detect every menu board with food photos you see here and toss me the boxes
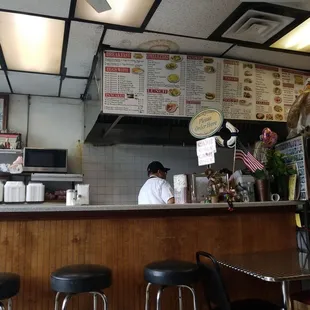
[186,55,222,117]
[102,50,310,122]
[222,60,255,120]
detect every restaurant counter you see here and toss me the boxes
[0,200,299,214]
[0,200,300,310]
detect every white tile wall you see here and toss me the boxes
[83,144,236,205]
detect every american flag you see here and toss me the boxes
[235,141,264,173]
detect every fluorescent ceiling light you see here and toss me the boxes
[271,18,310,53]
[75,0,155,27]
[0,12,65,74]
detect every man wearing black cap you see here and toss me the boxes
[138,161,175,205]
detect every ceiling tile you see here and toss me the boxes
[8,72,60,96]
[0,71,10,93]
[65,21,104,77]
[146,0,241,38]
[104,30,232,55]
[75,0,154,28]
[61,78,87,98]
[0,0,71,18]
[277,2,310,11]
[225,46,310,70]
[0,12,65,74]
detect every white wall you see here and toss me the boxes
[8,95,84,173]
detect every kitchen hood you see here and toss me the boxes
[85,113,197,146]
[84,112,289,146]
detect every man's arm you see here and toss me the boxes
[167,197,175,204]
[161,181,175,204]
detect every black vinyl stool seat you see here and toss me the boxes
[51,264,111,310]
[51,264,112,293]
[144,260,199,310]
[0,273,20,310]
[144,260,199,286]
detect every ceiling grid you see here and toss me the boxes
[0,0,309,98]
[8,71,60,96]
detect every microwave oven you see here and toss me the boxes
[23,148,68,173]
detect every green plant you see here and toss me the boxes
[265,149,296,177]
[252,169,267,180]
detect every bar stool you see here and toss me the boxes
[144,260,199,310]
[0,273,20,310]
[50,264,112,310]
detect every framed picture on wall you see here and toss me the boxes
[0,94,8,131]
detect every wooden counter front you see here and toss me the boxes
[0,205,297,310]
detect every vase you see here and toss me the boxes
[211,195,219,203]
[273,176,289,201]
[255,179,270,201]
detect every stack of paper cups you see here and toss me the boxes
[173,174,188,204]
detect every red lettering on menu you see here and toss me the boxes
[256,101,269,105]
[282,68,306,75]
[255,64,278,72]
[105,93,125,98]
[105,67,130,73]
[223,98,238,103]
[223,76,238,82]
[187,55,203,60]
[105,52,131,58]
[147,89,168,94]
[146,54,170,60]
[224,60,239,65]
[283,83,294,88]
[186,100,201,104]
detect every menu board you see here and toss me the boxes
[146,53,186,116]
[186,55,222,117]
[222,59,254,120]
[102,50,310,122]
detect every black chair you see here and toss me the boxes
[144,260,199,310]
[196,251,281,310]
[50,264,112,310]
[0,273,20,310]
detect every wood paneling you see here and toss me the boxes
[0,209,296,310]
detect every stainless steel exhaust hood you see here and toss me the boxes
[85,113,197,146]
[84,111,288,146]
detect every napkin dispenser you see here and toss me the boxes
[186,174,209,203]
[75,184,90,205]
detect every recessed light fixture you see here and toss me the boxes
[75,0,155,27]
[0,12,64,74]
[271,17,310,52]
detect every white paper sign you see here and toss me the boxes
[196,137,217,156]
[198,152,215,166]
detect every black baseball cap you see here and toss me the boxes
[147,161,170,173]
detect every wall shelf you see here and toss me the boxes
[0,149,23,155]
[31,173,83,182]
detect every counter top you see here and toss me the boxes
[0,201,300,213]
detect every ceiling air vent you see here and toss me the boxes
[222,10,294,44]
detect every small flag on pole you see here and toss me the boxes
[235,141,264,173]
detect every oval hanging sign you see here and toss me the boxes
[189,109,224,139]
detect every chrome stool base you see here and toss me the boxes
[54,291,108,310]
[0,299,13,310]
[145,283,197,310]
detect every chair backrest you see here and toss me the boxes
[196,251,231,310]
